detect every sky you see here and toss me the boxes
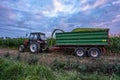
[0,0,120,38]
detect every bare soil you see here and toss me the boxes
[0,48,120,65]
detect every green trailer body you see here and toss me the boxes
[56,29,109,46]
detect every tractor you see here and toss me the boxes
[19,32,48,53]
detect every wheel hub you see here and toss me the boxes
[30,44,37,52]
[77,50,84,56]
[91,50,98,57]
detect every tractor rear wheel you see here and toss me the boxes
[29,42,40,53]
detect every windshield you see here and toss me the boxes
[29,33,46,40]
[40,34,46,40]
[29,34,38,40]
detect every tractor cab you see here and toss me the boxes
[29,32,46,41]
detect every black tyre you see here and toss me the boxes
[88,48,101,58]
[19,45,25,52]
[29,42,40,53]
[75,48,86,57]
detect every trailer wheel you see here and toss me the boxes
[30,42,40,53]
[75,48,86,57]
[88,48,101,58]
[19,45,24,52]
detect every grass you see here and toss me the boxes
[50,58,120,75]
[0,57,120,80]
[0,58,55,80]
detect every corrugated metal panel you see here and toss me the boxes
[56,30,108,46]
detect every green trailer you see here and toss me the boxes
[55,28,109,57]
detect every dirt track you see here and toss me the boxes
[0,48,120,65]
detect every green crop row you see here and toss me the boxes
[0,38,26,48]
[106,36,120,53]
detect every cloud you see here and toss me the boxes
[42,0,108,17]
[80,0,107,11]
[112,0,120,4]
[92,0,107,8]
[42,0,77,17]
[112,15,120,22]
[91,14,120,29]
[81,0,87,4]
[0,5,12,21]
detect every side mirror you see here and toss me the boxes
[26,34,28,37]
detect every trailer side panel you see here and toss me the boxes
[56,30,109,46]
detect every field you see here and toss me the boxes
[0,35,120,80]
[0,48,120,80]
